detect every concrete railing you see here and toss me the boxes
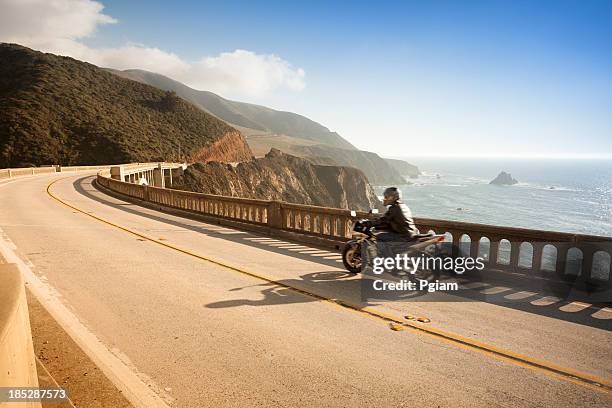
[97,163,612,285]
[414,218,612,283]
[0,163,152,181]
[98,162,185,187]
[57,164,126,173]
[0,163,176,181]
[0,167,56,180]
[0,264,41,408]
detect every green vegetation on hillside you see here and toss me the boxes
[0,44,239,167]
[110,69,357,150]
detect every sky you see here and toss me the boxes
[1,0,611,158]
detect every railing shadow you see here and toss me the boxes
[75,175,343,268]
[387,270,612,330]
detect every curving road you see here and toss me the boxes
[0,172,610,407]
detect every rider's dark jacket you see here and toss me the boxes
[369,201,419,238]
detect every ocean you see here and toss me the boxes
[377,158,612,237]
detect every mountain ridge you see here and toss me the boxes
[109,68,419,184]
[0,43,252,167]
[108,68,357,150]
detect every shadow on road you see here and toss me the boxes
[74,175,344,269]
[205,271,368,309]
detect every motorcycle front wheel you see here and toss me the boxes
[342,243,362,274]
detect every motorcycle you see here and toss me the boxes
[342,209,445,280]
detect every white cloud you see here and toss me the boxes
[0,0,116,42]
[189,50,306,95]
[0,0,305,97]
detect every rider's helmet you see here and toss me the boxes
[382,187,401,206]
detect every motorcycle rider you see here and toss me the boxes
[363,187,420,272]
[368,187,419,241]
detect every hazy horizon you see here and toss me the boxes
[392,154,612,160]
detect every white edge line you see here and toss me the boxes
[0,228,170,408]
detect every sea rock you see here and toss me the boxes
[489,171,518,185]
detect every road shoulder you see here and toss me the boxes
[27,289,133,408]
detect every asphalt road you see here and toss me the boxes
[0,173,610,407]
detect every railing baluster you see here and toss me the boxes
[489,239,499,265]
[532,242,543,274]
[510,241,521,269]
[555,244,569,277]
[470,234,480,258]
[581,245,594,281]
[451,230,461,258]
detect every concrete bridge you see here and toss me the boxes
[0,163,610,407]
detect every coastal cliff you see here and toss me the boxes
[292,145,408,185]
[172,149,382,211]
[190,131,253,163]
[385,158,420,178]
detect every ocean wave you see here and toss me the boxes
[573,198,598,205]
[514,182,581,192]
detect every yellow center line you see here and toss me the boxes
[47,176,611,394]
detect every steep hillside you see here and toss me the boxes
[108,68,421,185]
[268,144,407,185]
[245,133,322,157]
[293,145,406,185]
[0,44,252,167]
[109,69,356,150]
[383,158,420,178]
[173,149,381,211]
